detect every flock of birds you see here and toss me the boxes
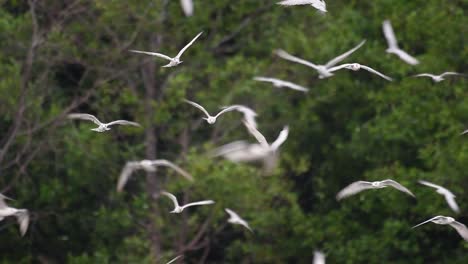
[1,1,466,263]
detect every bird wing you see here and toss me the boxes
[449,221,468,241]
[180,0,193,16]
[175,32,203,59]
[382,20,398,49]
[214,105,240,119]
[270,126,289,151]
[225,208,240,219]
[414,73,436,78]
[150,159,194,181]
[128,50,173,61]
[117,162,139,192]
[381,179,415,197]
[106,120,141,127]
[440,72,464,77]
[327,63,350,73]
[274,49,321,70]
[445,195,460,214]
[277,0,314,6]
[313,251,326,264]
[281,81,309,92]
[336,181,374,201]
[359,65,393,81]
[253,76,276,83]
[242,120,269,148]
[184,99,211,118]
[210,141,250,157]
[67,113,102,126]
[161,191,180,209]
[392,49,419,65]
[325,40,366,68]
[181,200,215,210]
[166,255,183,264]
[16,210,29,237]
[412,216,444,228]
[418,180,446,192]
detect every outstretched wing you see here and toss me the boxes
[16,210,29,237]
[382,20,398,49]
[359,65,393,81]
[440,72,465,78]
[445,195,460,214]
[270,126,289,150]
[184,99,211,118]
[449,221,468,241]
[414,73,436,78]
[107,120,141,127]
[412,216,444,229]
[253,76,277,83]
[67,113,102,126]
[418,180,445,191]
[382,179,415,197]
[277,0,315,6]
[327,63,350,73]
[161,191,180,209]
[243,120,269,148]
[214,105,241,119]
[176,32,203,59]
[225,208,239,219]
[150,159,194,181]
[392,49,419,65]
[166,255,183,264]
[336,181,374,201]
[182,200,215,210]
[274,49,321,70]
[116,162,139,192]
[281,81,309,92]
[128,50,173,61]
[325,40,366,68]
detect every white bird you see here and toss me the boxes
[225,208,252,232]
[221,105,258,128]
[313,251,326,264]
[275,40,366,79]
[67,113,141,133]
[382,20,419,65]
[184,99,240,124]
[336,179,415,201]
[327,63,393,81]
[161,191,214,213]
[0,194,29,236]
[277,0,327,13]
[166,255,183,264]
[117,160,193,192]
[418,180,459,213]
[129,32,202,67]
[412,216,468,241]
[414,72,465,82]
[180,0,193,17]
[243,120,289,154]
[254,77,309,92]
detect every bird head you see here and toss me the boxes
[349,63,361,71]
[205,117,216,124]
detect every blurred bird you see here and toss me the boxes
[418,180,459,213]
[336,179,415,201]
[166,255,183,264]
[243,120,289,154]
[184,99,240,124]
[221,105,258,128]
[313,251,326,264]
[254,77,309,92]
[277,0,327,13]
[180,0,193,16]
[117,160,193,192]
[225,208,252,232]
[382,20,419,65]
[412,216,468,241]
[161,191,214,213]
[0,194,29,236]
[327,63,393,81]
[275,40,366,79]
[67,113,141,132]
[129,32,202,67]
[414,72,465,82]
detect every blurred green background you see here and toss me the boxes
[0,0,467,263]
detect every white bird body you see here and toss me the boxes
[254,77,309,92]
[67,113,141,132]
[412,216,468,241]
[275,40,366,79]
[313,251,326,264]
[336,179,415,200]
[382,20,419,65]
[180,0,193,17]
[117,159,193,192]
[327,63,393,81]
[161,191,214,213]
[418,180,459,213]
[225,208,252,232]
[185,100,240,124]
[277,0,327,13]
[129,32,202,67]
[414,72,464,82]
[0,194,29,236]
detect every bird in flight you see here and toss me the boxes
[221,105,258,128]
[180,0,193,17]
[418,180,459,213]
[67,113,141,133]
[254,77,309,92]
[275,40,366,79]
[0,194,29,237]
[327,63,393,81]
[117,159,193,192]
[336,179,415,201]
[382,20,419,65]
[412,216,468,241]
[166,255,183,264]
[414,72,465,83]
[161,191,214,213]
[225,208,252,232]
[184,99,241,124]
[313,250,326,264]
[277,0,327,13]
[243,120,289,154]
[129,32,202,67]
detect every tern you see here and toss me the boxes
[313,251,326,264]
[254,77,309,92]
[180,0,193,17]
[67,113,141,132]
[225,208,252,232]
[275,40,366,79]
[166,255,183,264]
[382,20,419,65]
[184,99,240,124]
[129,32,202,67]
[221,105,258,128]
[0,194,29,236]
[412,216,468,241]
[336,179,415,201]
[277,0,327,13]
[327,63,393,81]
[418,180,459,213]
[117,160,193,192]
[161,191,214,213]
[414,72,465,82]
